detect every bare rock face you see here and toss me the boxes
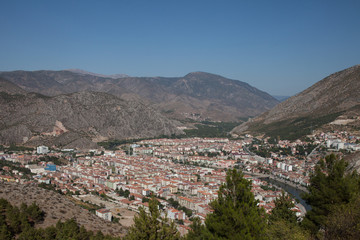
[0,70,279,121]
[232,65,360,137]
[0,85,183,148]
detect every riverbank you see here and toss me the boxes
[244,171,311,212]
[244,171,309,193]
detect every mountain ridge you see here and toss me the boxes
[66,68,130,79]
[0,70,279,122]
[232,64,360,139]
[0,82,183,148]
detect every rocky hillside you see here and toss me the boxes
[0,182,127,236]
[0,80,182,148]
[0,77,27,95]
[0,70,279,121]
[232,65,360,139]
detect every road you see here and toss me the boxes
[307,143,322,160]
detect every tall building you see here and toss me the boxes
[37,146,49,154]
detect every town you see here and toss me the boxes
[1,130,359,235]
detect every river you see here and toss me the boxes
[260,177,312,211]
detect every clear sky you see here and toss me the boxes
[1,0,359,96]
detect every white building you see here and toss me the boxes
[337,142,344,150]
[281,162,286,170]
[167,208,185,220]
[25,164,45,174]
[96,208,112,221]
[37,146,49,154]
[286,165,293,172]
[326,140,332,148]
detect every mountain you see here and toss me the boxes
[0,83,182,148]
[66,68,130,79]
[0,70,279,121]
[273,95,290,102]
[0,70,132,97]
[159,72,278,121]
[232,65,360,139]
[0,77,27,95]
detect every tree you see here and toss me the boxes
[0,225,12,240]
[17,226,43,240]
[202,169,267,239]
[269,191,297,225]
[266,219,309,240]
[125,197,180,240]
[302,154,360,234]
[124,190,130,198]
[266,191,309,240]
[186,217,211,240]
[27,202,44,223]
[168,198,179,209]
[324,194,360,239]
[43,226,58,240]
[117,188,124,196]
[6,204,21,234]
[179,206,192,217]
[55,218,81,239]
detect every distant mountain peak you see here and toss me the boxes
[0,69,279,122]
[66,69,129,79]
[184,71,223,78]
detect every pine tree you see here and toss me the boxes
[324,194,360,239]
[269,191,297,225]
[6,204,21,234]
[43,226,57,240]
[0,224,12,240]
[125,197,180,240]
[302,154,360,234]
[266,219,309,240]
[266,191,309,240]
[203,169,267,239]
[17,226,42,240]
[186,217,212,240]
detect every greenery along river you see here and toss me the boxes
[261,177,312,211]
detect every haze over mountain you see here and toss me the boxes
[0,78,182,148]
[232,65,360,139]
[0,70,279,122]
[272,95,290,102]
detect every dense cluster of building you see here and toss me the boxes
[1,130,359,232]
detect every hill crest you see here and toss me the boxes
[232,64,360,139]
[0,70,279,122]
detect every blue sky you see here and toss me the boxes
[1,0,359,95]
